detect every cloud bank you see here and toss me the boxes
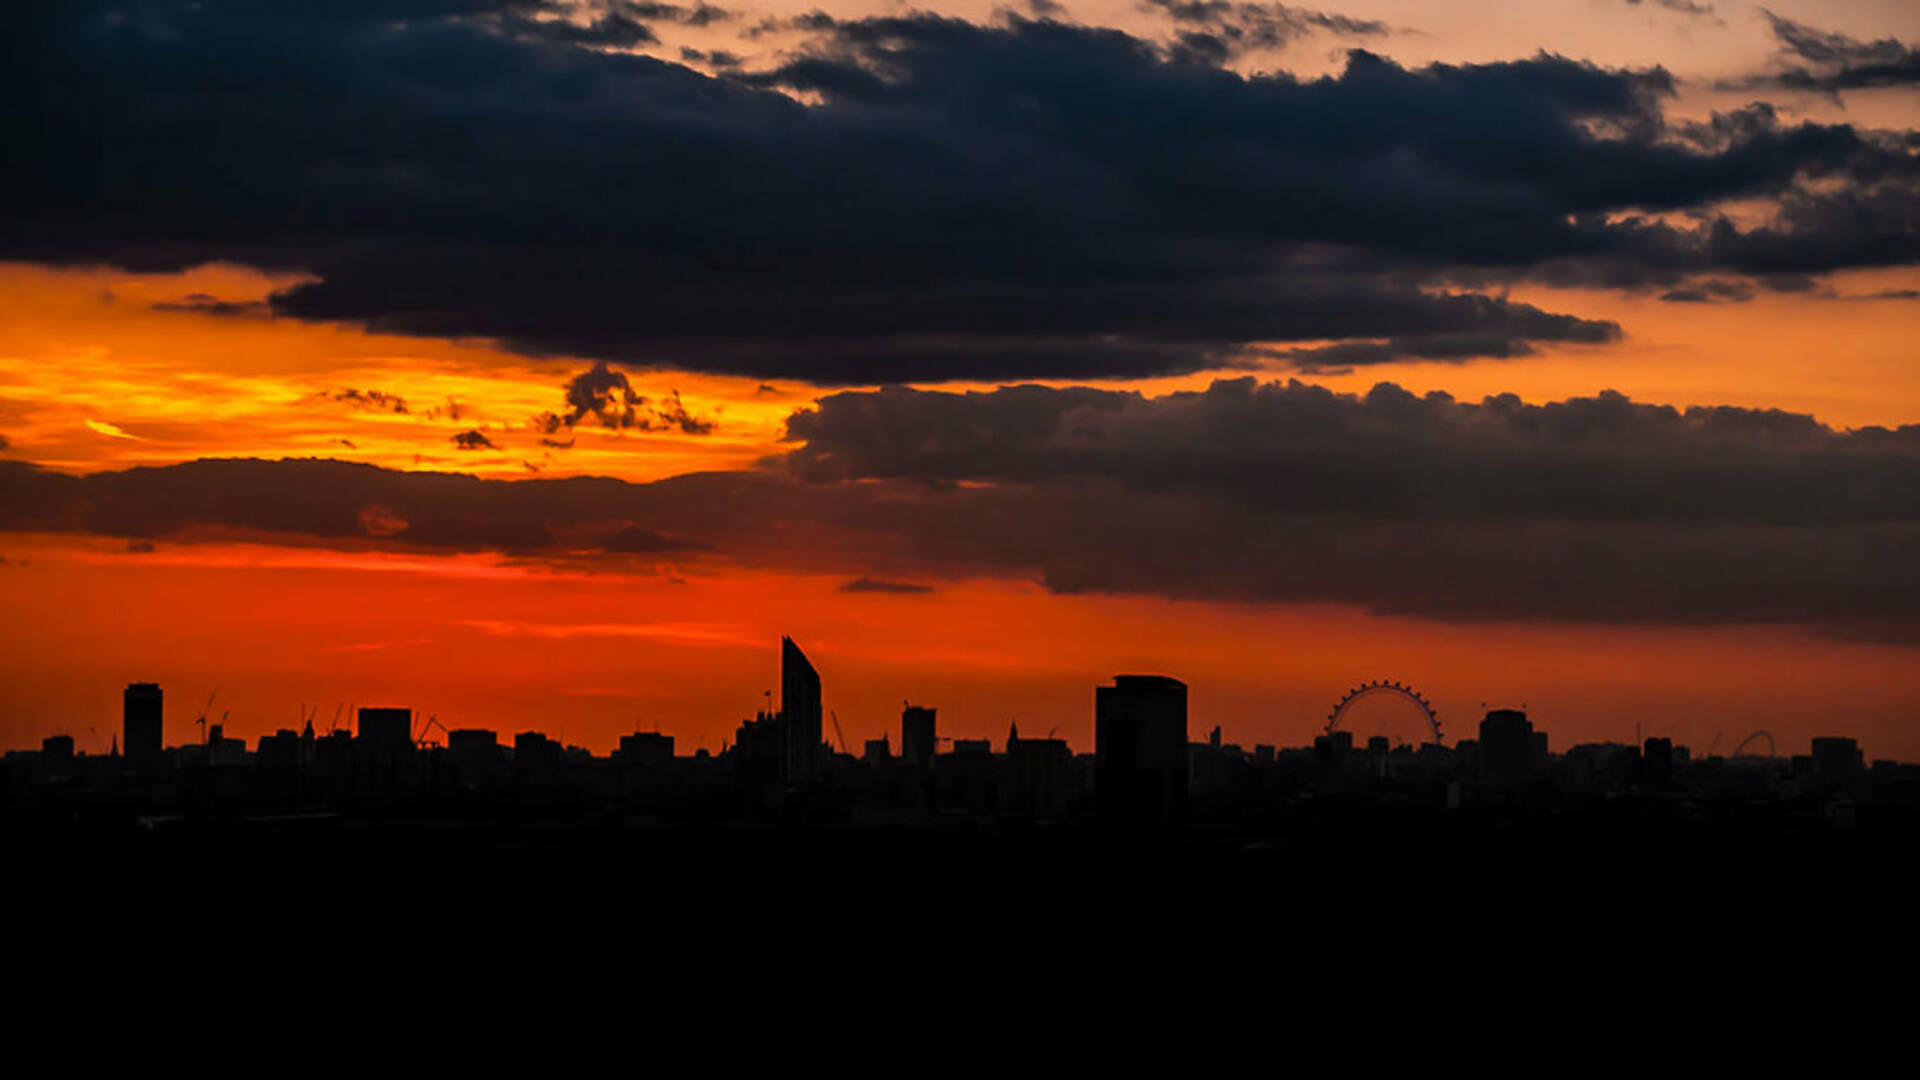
[6,3,1916,382]
[5,380,1919,639]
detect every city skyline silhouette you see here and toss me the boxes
[5,3,1920,850]
[6,634,1909,842]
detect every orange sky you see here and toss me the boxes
[4,1,1919,762]
[3,260,1919,760]
[4,532,1917,759]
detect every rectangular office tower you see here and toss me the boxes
[1094,675,1188,827]
[123,682,163,767]
[781,636,823,782]
[902,704,937,768]
[357,707,413,748]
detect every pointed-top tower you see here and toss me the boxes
[780,636,823,781]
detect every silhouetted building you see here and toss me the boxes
[1480,709,1542,785]
[441,729,504,782]
[733,710,785,786]
[618,731,674,767]
[207,724,247,766]
[1811,736,1864,793]
[449,729,500,756]
[1005,736,1071,818]
[257,729,303,770]
[41,734,74,764]
[123,682,163,768]
[358,707,413,749]
[515,731,564,772]
[1564,742,1635,793]
[863,737,891,764]
[781,636,823,782]
[1643,737,1674,788]
[941,737,997,814]
[1095,675,1188,827]
[902,705,937,768]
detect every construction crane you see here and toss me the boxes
[414,713,449,748]
[195,689,218,745]
[830,709,850,755]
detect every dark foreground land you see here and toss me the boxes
[16,800,1917,926]
[12,806,1918,1041]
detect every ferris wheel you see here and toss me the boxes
[1325,680,1444,747]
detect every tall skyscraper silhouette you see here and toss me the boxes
[782,636,823,782]
[1094,675,1188,827]
[123,682,163,768]
[902,704,937,768]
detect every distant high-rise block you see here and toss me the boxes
[357,707,413,748]
[902,705,937,768]
[781,636,823,782]
[1810,736,1864,792]
[618,731,675,767]
[1643,737,1675,786]
[1095,675,1188,827]
[1479,709,1540,784]
[123,682,163,767]
[515,730,564,771]
[41,734,75,763]
[1005,737,1071,818]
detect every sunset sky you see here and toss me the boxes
[5,0,1919,760]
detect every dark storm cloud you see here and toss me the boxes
[1276,326,1616,370]
[150,293,274,317]
[8,5,1917,383]
[536,362,716,434]
[318,388,413,414]
[1620,0,1718,20]
[1144,0,1390,65]
[0,456,695,554]
[1658,279,1755,303]
[781,379,1920,524]
[1727,12,1920,94]
[679,46,742,68]
[562,362,645,429]
[839,577,936,594]
[5,376,1920,635]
